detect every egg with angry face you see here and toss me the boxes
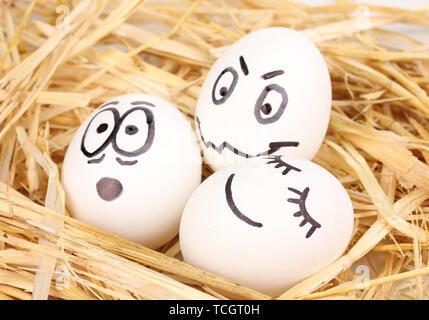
[195,27,332,171]
[179,157,354,296]
[62,94,202,249]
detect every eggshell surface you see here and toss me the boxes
[195,27,332,171]
[180,157,353,296]
[63,94,202,249]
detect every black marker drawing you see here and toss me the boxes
[239,56,249,76]
[225,174,263,228]
[81,107,120,158]
[111,106,155,157]
[125,125,138,135]
[131,101,155,107]
[254,84,288,124]
[96,123,108,133]
[210,55,288,125]
[88,153,105,164]
[196,117,299,158]
[96,177,123,202]
[116,158,138,166]
[81,101,156,162]
[287,187,321,238]
[261,70,284,80]
[81,100,157,201]
[265,156,302,176]
[212,67,238,105]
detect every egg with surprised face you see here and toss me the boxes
[195,27,332,171]
[62,94,202,249]
[180,157,353,296]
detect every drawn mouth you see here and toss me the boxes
[96,177,123,201]
[225,173,263,228]
[196,116,299,158]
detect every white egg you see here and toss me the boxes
[180,157,353,296]
[62,94,202,249]
[195,27,332,171]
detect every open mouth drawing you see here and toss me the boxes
[196,117,299,159]
[96,177,123,201]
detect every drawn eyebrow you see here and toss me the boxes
[261,70,284,80]
[87,153,105,164]
[239,56,249,76]
[99,101,119,109]
[116,157,138,166]
[131,101,156,107]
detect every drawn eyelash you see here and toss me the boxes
[287,187,321,238]
[265,155,301,176]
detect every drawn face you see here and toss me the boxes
[180,157,353,296]
[63,94,202,248]
[79,100,156,201]
[195,27,332,171]
[224,157,321,239]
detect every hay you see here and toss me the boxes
[0,0,428,300]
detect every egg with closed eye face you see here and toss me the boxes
[62,94,202,249]
[195,27,332,171]
[179,157,353,296]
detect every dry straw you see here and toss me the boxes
[0,0,428,300]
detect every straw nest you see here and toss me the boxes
[0,0,429,300]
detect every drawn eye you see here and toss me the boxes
[265,156,301,176]
[254,84,288,124]
[81,108,119,158]
[113,107,155,157]
[212,67,238,105]
[287,187,321,239]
